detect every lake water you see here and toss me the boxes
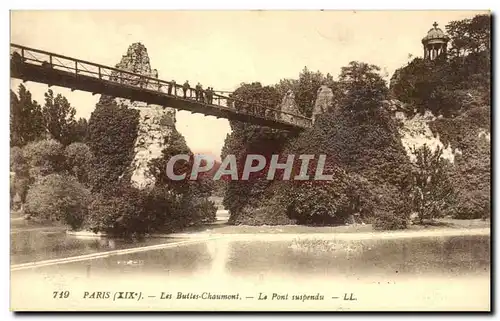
[11,233,490,311]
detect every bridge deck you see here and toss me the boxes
[10,44,311,131]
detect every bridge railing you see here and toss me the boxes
[10,44,312,128]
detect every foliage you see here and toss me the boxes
[191,199,217,224]
[373,210,408,230]
[87,99,139,192]
[390,15,490,117]
[86,186,154,238]
[283,170,370,225]
[429,105,490,150]
[11,85,88,147]
[24,174,91,229]
[10,84,45,147]
[10,146,30,207]
[10,146,29,176]
[42,89,83,145]
[275,67,339,117]
[372,184,411,230]
[450,129,490,219]
[338,61,389,117]
[408,145,455,223]
[446,14,491,57]
[228,195,295,226]
[222,83,293,221]
[388,14,491,222]
[86,184,216,238]
[148,129,214,198]
[71,118,89,143]
[221,61,412,228]
[452,190,490,220]
[428,104,490,220]
[22,139,65,179]
[231,82,281,117]
[65,142,93,185]
[280,61,410,226]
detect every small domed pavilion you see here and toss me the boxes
[422,22,450,60]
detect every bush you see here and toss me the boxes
[372,184,411,231]
[24,174,90,229]
[86,187,147,238]
[65,142,93,185]
[373,210,408,230]
[23,139,65,179]
[228,197,296,226]
[85,185,215,238]
[452,189,490,220]
[285,179,350,225]
[192,199,217,224]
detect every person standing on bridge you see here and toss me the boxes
[205,87,212,104]
[196,83,204,102]
[195,83,200,101]
[210,87,215,104]
[182,81,190,99]
[168,80,176,96]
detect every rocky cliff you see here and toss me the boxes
[312,85,334,123]
[384,98,490,164]
[279,90,303,122]
[393,108,460,163]
[110,43,177,189]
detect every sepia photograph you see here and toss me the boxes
[9,9,491,312]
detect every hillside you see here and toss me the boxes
[220,14,491,229]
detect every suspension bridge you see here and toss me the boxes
[10,44,312,131]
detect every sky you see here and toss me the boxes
[10,10,487,159]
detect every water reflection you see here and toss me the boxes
[10,230,178,265]
[15,235,490,282]
[10,234,490,312]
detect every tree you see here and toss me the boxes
[42,89,78,145]
[10,84,45,147]
[409,145,455,223]
[232,82,281,117]
[10,146,30,209]
[275,67,340,117]
[338,61,388,116]
[87,100,139,192]
[71,118,89,143]
[446,14,491,58]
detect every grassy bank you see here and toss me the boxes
[177,218,490,235]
